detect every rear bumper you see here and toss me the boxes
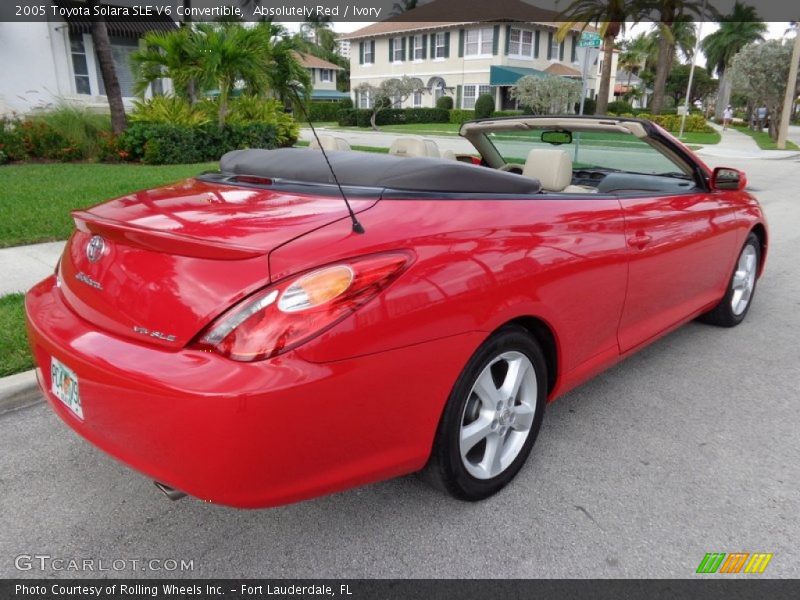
[25,276,481,508]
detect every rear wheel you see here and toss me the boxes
[699,232,761,327]
[423,326,547,501]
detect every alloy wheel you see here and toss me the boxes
[459,351,537,480]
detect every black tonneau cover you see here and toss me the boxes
[220,148,541,195]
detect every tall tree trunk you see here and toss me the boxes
[218,83,229,128]
[181,0,197,104]
[89,0,127,134]
[714,69,732,121]
[596,37,615,115]
[650,33,674,115]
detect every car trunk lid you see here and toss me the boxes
[58,177,378,348]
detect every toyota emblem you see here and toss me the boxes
[86,235,106,263]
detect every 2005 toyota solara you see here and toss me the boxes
[25,116,767,507]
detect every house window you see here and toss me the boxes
[550,35,559,60]
[69,33,91,95]
[95,36,139,98]
[508,28,534,58]
[319,69,333,83]
[434,32,447,58]
[462,84,492,109]
[413,90,423,107]
[358,89,373,108]
[412,34,425,60]
[363,40,374,64]
[392,37,404,62]
[465,27,493,57]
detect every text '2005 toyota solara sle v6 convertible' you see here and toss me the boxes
[25,116,767,507]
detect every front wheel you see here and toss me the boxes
[422,326,548,501]
[699,232,761,327]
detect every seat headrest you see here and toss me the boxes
[389,136,440,158]
[522,148,573,192]
[309,135,351,152]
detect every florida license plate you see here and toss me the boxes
[51,356,83,419]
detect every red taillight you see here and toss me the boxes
[195,252,412,361]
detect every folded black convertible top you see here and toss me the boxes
[220,148,541,195]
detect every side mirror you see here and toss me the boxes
[711,167,747,191]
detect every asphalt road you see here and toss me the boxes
[1,155,798,579]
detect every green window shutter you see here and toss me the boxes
[492,25,499,55]
[389,38,394,61]
[505,25,511,55]
[354,90,359,106]
[456,84,462,109]
[371,40,376,61]
[559,40,565,62]
[359,42,364,64]
[407,36,412,61]
[402,37,407,61]
[571,34,578,62]
[444,31,450,57]
[547,32,553,60]
[458,29,465,57]
[534,30,540,58]
[311,68,315,83]
[422,34,427,59]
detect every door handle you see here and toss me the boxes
[628,234,653,249]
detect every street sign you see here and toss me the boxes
[578,31,602,48]
[575,46,600,73]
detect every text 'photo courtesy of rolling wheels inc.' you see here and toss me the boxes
[0,0,799,598]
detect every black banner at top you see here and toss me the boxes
[1,0,798,24]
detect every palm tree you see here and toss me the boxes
[87,0,127,133]
[701,1,767,119]
[131,28,198,101]
[618,34,650,99]
[646,0,712,114]
[557,0,646,115]
[188,23,272,126]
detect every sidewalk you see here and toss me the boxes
[694,122,800,160]
[0,241,64,296]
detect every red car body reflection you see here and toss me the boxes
[25,121,767,508]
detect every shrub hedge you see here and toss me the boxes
[119,123,281,165]
[436,96,454,110]
[337,108,449,127]
[449,110,476,124]
[474,94,495,119]
[308,101,348,122]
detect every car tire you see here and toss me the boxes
[422,325,548,501]
[699,232,761,328]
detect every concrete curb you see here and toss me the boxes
[0,369,43,414]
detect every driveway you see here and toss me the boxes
[1,155,798,579]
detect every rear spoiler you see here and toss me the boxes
[72,211,265,260]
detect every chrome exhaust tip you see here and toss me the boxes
[154,481,187,501]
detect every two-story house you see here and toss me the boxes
[342,1,617,111]
[293,52,350,102]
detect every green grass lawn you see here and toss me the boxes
[676,130,721,145]
[0,162,216,248]
[0,293,33,377]
[732,125,800,150]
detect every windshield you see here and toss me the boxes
[486,128,691,177]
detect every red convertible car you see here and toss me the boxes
[25,116,767,508]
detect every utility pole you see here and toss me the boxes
[776,24,800,150]
[678,0,707,139]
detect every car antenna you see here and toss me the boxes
[289,81,365,234]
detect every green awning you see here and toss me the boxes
[311,90,351,101]
[490,65,549,86]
